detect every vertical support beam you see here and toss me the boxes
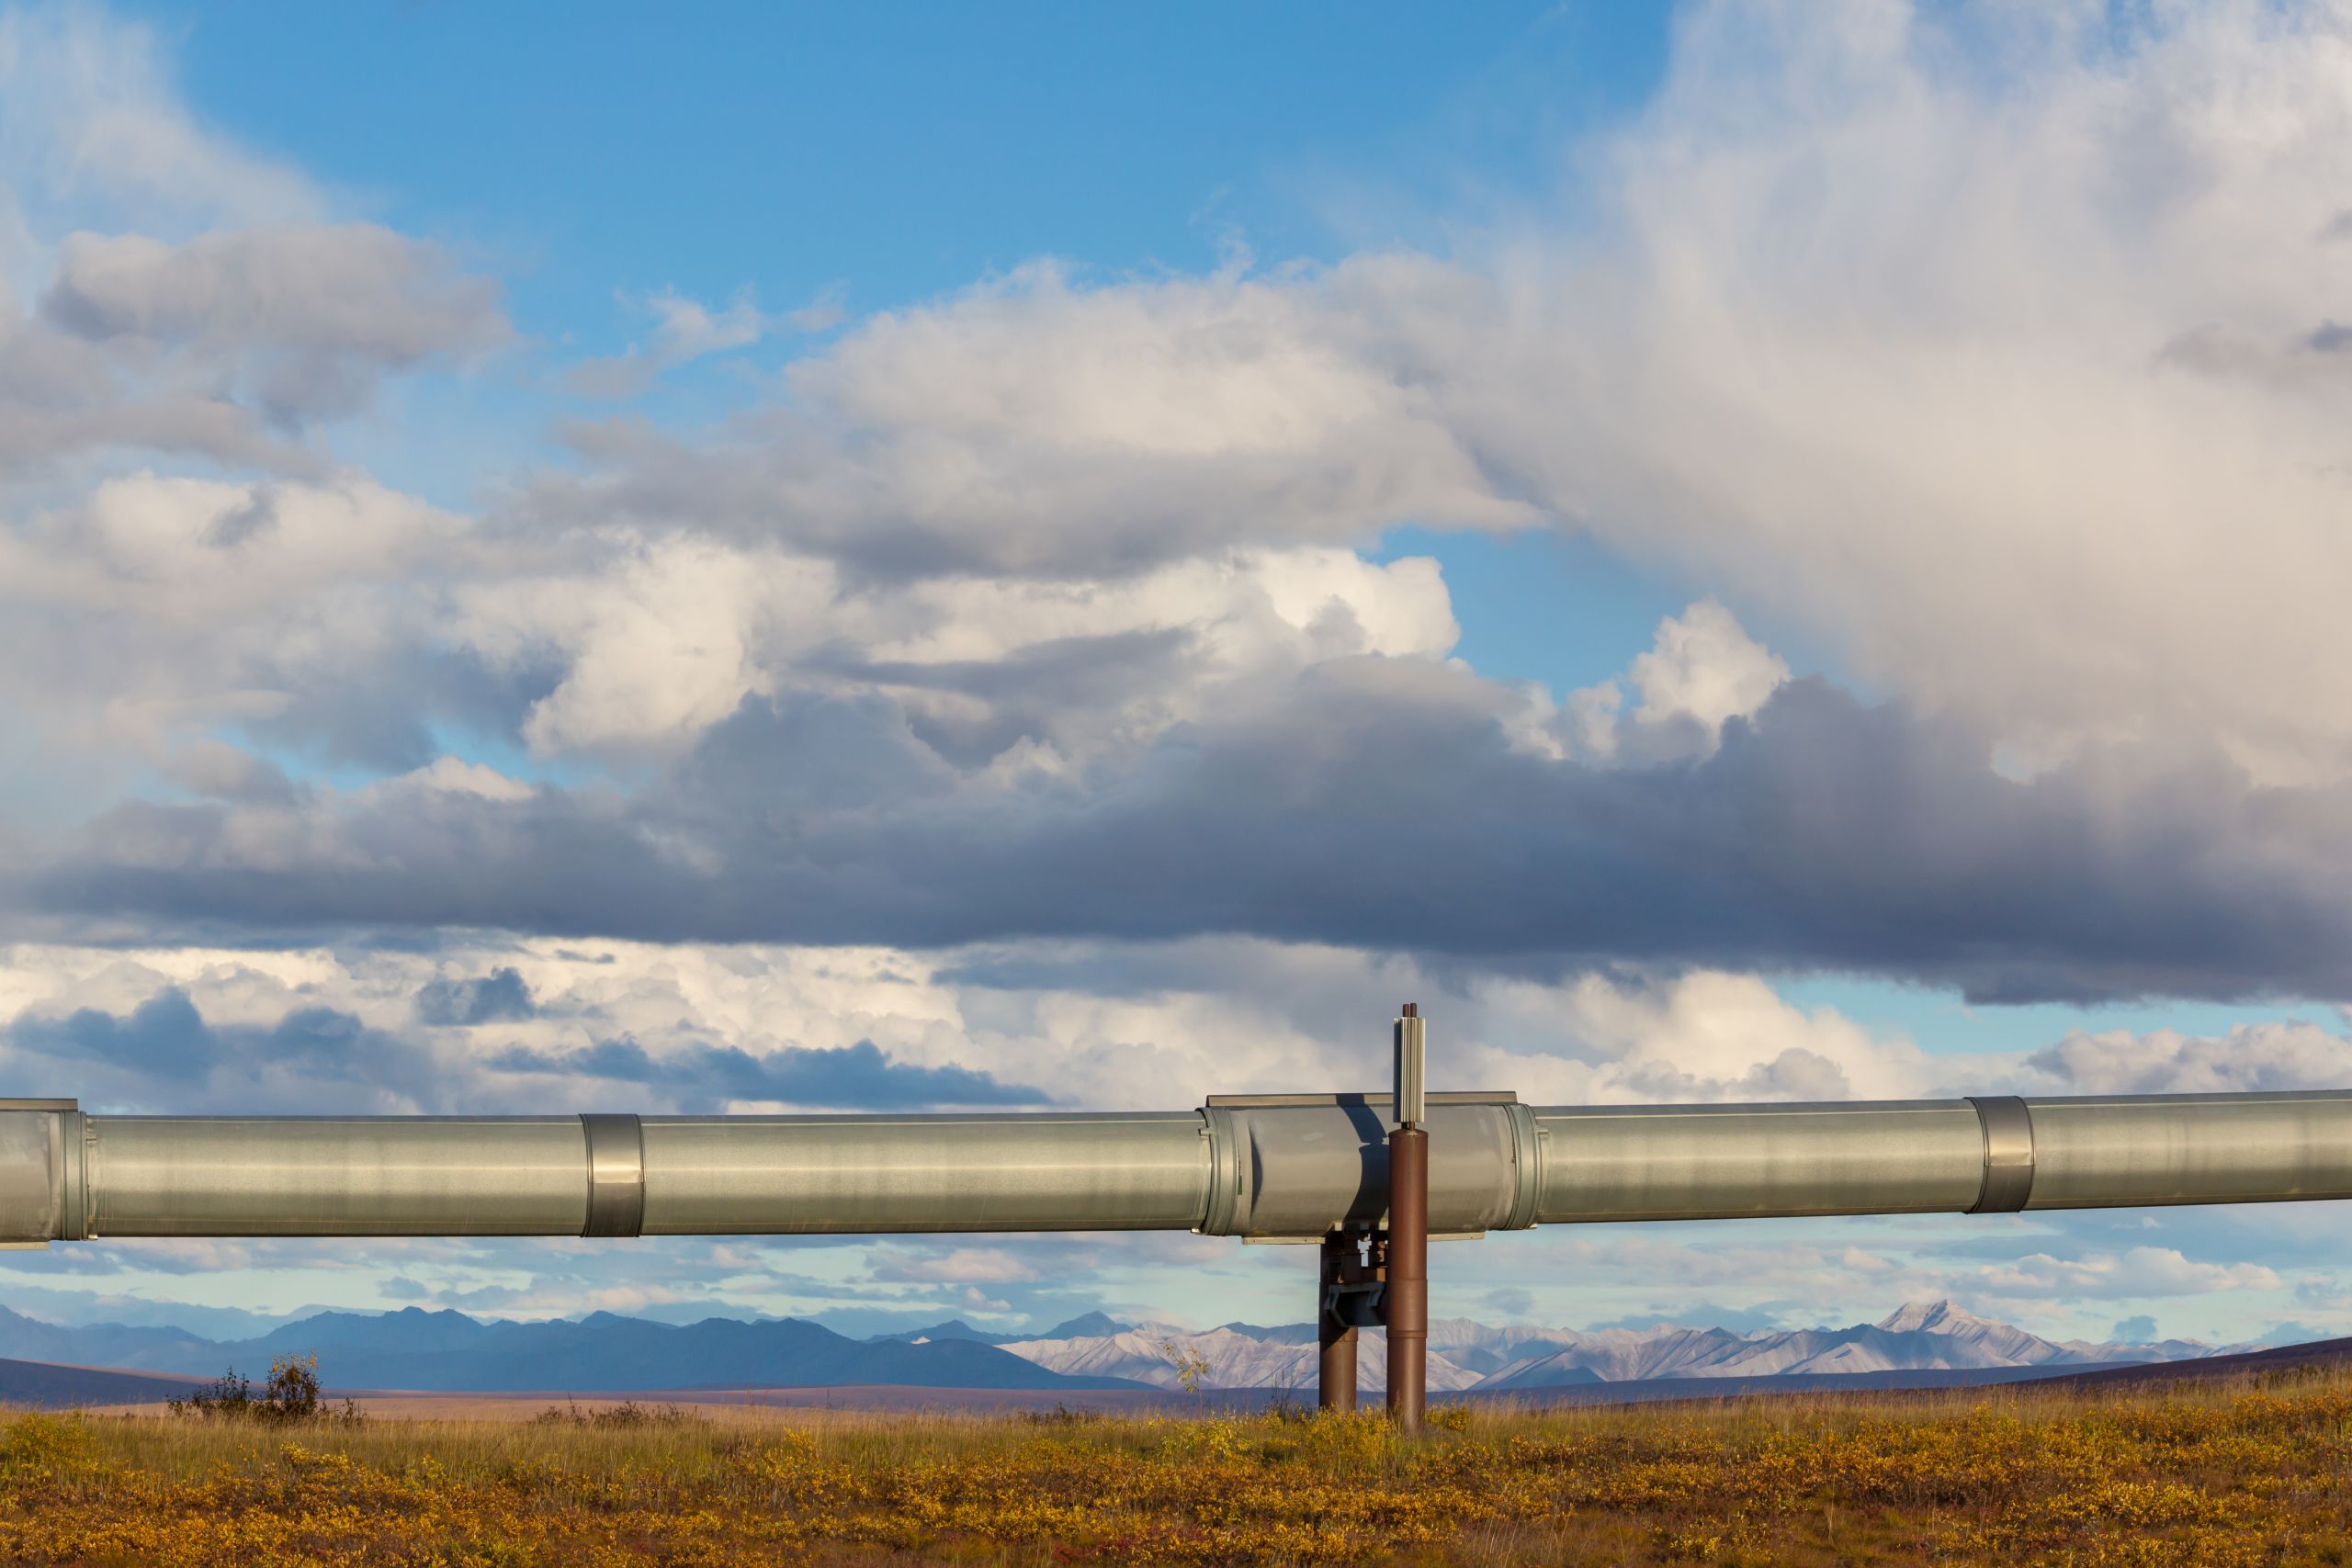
[1386,1002,1429,1435]
[1317,1231,1359,1413]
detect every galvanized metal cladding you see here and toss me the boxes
[12,1087,2352,1247]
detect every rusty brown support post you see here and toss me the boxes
[1317,1230,1359,1413]
[1386,1002,1429,1435]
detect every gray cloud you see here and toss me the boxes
[1,984,1043,1116]
[25,671,2352,1005]
[7,987,211,1083]
[38,224,507,424]
[41,225,503,359]
[817,626,1204,769]
[0,223,507,479]
[414,967,537,1027]
[487,1037,1051,1111]
[2,987,438,1109]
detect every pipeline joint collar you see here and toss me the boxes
[581,1113,645,1237]
[1965,1096,2036,1213]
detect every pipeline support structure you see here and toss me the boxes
[1386,1004,1430,1433]
[14,1023,2352,1422]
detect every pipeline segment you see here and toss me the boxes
[9,1090,2352,1245]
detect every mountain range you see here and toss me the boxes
[997,1300,2231,1393]
[0,1304,1141,1393]
[0,1298,2230,1396]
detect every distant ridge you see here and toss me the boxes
[0,1298,2236,1399]
[865,1318,1020,1346]
[0,1357,205,1409]
[2034,1335,2352,1390]
[0,1304,1146,1393]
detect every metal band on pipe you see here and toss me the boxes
[581,1114,644,1238]
[61,1111,89,1241]
[1196,1107,1240,1236]
[1967,1096,2035,1213]
[1500,1103,1544,1231]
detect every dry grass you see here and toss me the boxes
[6,1363,2352,1564]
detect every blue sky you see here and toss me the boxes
[113,1,1669,504]
[6,0,2352,1346]
[125,3,1668,303]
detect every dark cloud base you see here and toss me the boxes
[3,989,1047,1114]
[25,670,2351,1005]
[488,1037,1051,1111]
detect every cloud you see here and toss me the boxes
[40,224,507,421]
[1460,0,2352,788]
[34,663,2352,1003]
[1977,1247,2281,1301]
[13,1,2352,1017]
[7,985,209,1082]
[0,962,1045,1114]
[41,226,503,362]
[526,256,1536,581]
[0,13,500,472]
[1549,599,1790,764]
[0,473,486,780]
[566,286,774,397]
[0,3,318,241]
[447,536,1453,760]
[2,986,441,1110]
[0,224,504,474]
[486,1036,1051,1112]
[414,966,537,1027]
[2028,1020,2352,1095]
[0,933,1942,1123]
[492,0,2352,793]
[868,1245,1047,1286]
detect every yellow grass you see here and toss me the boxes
[7,1365,2352,1564]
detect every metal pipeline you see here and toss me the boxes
[9,1090,2352,1246]
[1527,1090,2352,1222]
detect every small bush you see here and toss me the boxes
[1262,1388,1315,1425]
[169,1354,362,1425]
[1016,1403,1105,1427]
[529,1399,700,1428]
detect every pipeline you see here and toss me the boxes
[10,1089,2352,1245]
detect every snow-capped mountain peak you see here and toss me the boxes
[1877,1299,1993,1335]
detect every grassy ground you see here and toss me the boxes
[7,1366,2352,1565]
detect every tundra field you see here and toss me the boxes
[6,1369,2352,1566]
